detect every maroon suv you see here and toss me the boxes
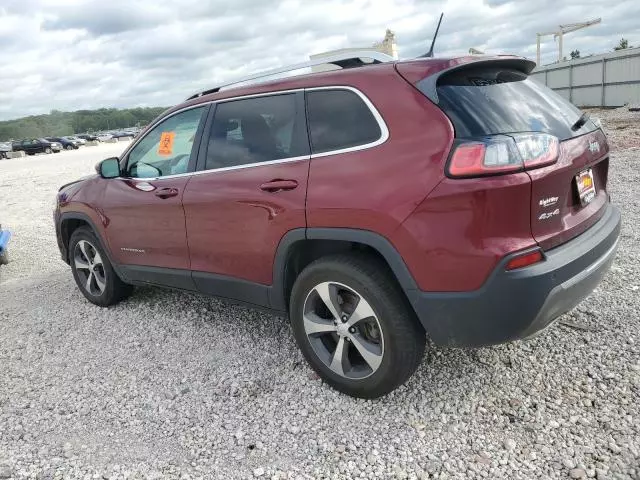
[54,54,621,398]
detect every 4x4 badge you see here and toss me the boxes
[539,208,560,220]
[589,141,600,154]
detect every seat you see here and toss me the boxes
[239,114,279,162]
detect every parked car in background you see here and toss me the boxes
[0,142,11,159]
[110,131,134,139]
[97,133,113,141]
[12,138,61,155]
[0,223,10,265]
[46,137,78,150]
[77,134,98,142]
[66,136,86,145]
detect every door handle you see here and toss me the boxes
[259,179,299,192]
[155,187,179,199]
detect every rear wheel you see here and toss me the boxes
[69,227,132,307]
[290,254,425,398]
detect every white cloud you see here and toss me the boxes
[0,0,638,119]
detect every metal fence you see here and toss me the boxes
[530,47,640,107]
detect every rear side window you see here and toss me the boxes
[205,93,308,170]
[306,89,382,154]
[433,67,597,141]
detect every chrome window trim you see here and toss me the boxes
[117,85,388,181]
[123,155,311,181]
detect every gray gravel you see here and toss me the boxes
[1,122,639,479]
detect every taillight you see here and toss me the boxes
[448,133,559,178]
[505,250,544,270]
[513,134,559,168]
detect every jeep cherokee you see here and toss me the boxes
[54,53,621,398]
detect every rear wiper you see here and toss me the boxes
[571,112,590,131]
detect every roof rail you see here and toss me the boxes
[186,50,395,100]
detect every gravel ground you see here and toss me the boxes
[1,117,639,480]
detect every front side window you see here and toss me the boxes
[205,93,308,170]
[306,89,382,154]
[126,106,205,178]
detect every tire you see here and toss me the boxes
[0,250,8,265]
[66,145,74,150]
[45,147,52,154]
[289,253,426,398]
[69,227,133,307]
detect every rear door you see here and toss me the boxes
[101,105,208,287]
[434,64,607,250]
[182,92,310,304]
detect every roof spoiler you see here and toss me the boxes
[415,57,536,104]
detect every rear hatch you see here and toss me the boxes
[409,58,609,250]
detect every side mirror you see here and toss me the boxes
[96,157,120,178]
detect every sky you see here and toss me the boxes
[0,0,639,120]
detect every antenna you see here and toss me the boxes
[421,13,444,58]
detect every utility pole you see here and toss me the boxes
[536,18,601,65]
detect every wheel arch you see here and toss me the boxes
[270,228,419,312]
[58,212,123,278]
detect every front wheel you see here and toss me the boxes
[44,147,52,154]
[289,254,426,398]
[69,227,133,307]
[66,145,74,150]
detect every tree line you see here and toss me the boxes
[0,107,168,142]
[570,38,634,60]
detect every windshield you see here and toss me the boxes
[434,67,598,140]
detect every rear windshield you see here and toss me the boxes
[433,67,597,140]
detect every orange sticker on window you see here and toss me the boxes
[158,132,175,156]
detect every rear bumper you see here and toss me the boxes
[410,203,621,347]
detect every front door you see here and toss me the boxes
[182,92,310,305]
[24,140,38,154]
[101,105,208,287]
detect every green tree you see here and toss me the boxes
[614,38,630,50]
[0,107,168,141]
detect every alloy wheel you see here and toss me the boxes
[73,240,107,296]
[303,281,384,379]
